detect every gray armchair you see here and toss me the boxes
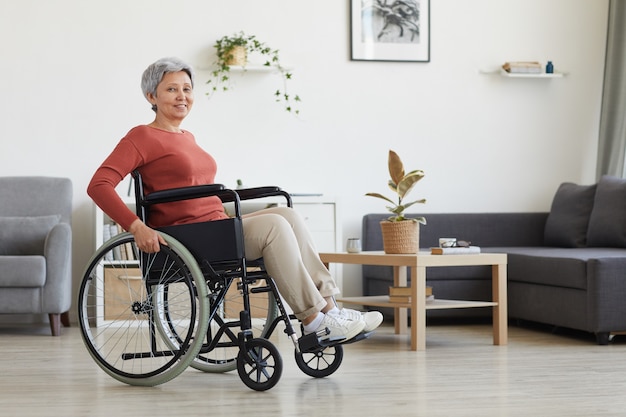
[0,177,72,335]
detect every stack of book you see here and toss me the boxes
[103,222,136,261]
[502,61,542,74]
[388,286,434,303]
[431,246,481,255]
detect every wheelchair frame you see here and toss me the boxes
[78,172,349,391]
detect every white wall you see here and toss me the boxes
[0,0,609,318]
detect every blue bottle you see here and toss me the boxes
[546,61,554,74]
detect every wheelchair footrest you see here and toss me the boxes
[298,329,345,353]
[339,330,374,345]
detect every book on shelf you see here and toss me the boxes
[103,224,113,260]
[124,241,136,261]
[502,61,542,73]
[389,286,432,296]
[389,294,435,303]
[388,286,433,303]
[430,246,481,255]
[109,224,122,260]
[119,238,128,260]
[104,222,136,261]
[389,295,410,303]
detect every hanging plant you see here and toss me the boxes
[206,31,301,114]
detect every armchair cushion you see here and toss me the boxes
[0,256,46,287]
[0,215,61,255]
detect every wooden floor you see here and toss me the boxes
[2,319,626,417]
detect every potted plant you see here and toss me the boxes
[206,31,301,114]
[366,149,426,253]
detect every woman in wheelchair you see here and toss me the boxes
[87,57,382,343]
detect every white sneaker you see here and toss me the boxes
[336,308,383,333]
[307,313,365,341]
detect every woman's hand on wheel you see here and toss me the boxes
[128,219,167,253]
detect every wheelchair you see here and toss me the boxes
[78,172,368,391]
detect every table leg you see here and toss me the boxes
[492,262,508,345]
[393,266,408,335]
[412,265,427,351]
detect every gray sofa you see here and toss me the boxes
[362,175,626,345]
[0,177,73,335]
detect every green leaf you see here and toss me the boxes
[397,170,424,199]
[365,192,395,205]
[402,199,427,210]
[388,150,405,186]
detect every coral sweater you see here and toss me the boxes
[87,125,229,230]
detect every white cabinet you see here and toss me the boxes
[290,201,341,290]
[228,197,339,252]
[292,202,337,252]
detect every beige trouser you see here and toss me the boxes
[241,206,339,320]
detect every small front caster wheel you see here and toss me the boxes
[237,338,283,391]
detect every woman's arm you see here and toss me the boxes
[87,137,166,252]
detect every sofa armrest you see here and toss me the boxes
[42,223,72,313]
[588,257,626,332]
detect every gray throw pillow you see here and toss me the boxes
[0,215,61,255]
[587,175,626,247]
[544,182,596,247]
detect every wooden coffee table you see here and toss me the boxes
[319,251,508,351]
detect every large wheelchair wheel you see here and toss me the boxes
[186,278,281,373]
[77,232,209,386]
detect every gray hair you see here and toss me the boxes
[141,57,195,111]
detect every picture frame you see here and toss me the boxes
[351,0,430,62]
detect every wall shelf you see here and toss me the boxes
[195,63,292,72]
[227,64,293,73]
[479,69,567,78]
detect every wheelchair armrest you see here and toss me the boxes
[143,184,230,205]
[234,187,293,207]
[133,167,291,218]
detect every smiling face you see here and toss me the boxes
[147,70,194,126]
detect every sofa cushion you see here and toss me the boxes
[485,247,626,290]
[0,256,46,287]
[0,215,61,255]
[587,176,626,247]
[544,182,596,247]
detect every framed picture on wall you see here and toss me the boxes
[351,0,430,62]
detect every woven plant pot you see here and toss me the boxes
[380,220,419,254]
[225,45,247,66]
